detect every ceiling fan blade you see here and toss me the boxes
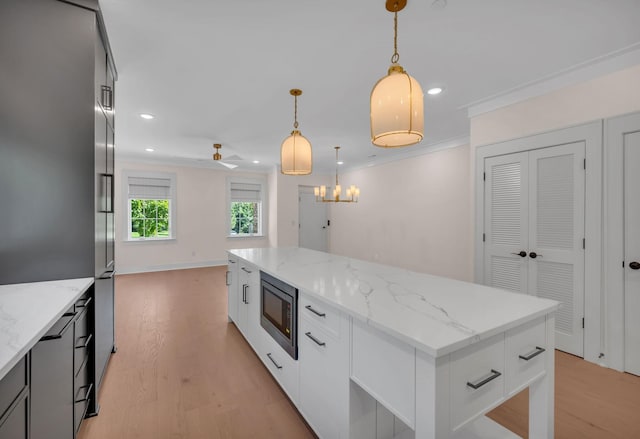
[218,161,238,169]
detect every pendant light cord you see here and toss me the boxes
[391,5,400,64]
[335,147,339,186]
[293,95,299,129]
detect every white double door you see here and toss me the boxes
[484,142,585,357]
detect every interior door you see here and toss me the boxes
[528,143,585,357]
[299,186,328,252]
[483,152,529,294]
[624,130,640,376]
[483,143,585,357]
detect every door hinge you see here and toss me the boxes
[623,261,625,267]
[583,158,586,170]
[327,220,330,226]
[583,238,585,249]
[582,317,585,329]
[483,172,486,181]
[482,233,486,242]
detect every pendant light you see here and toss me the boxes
[314,147,360,203]
[370,0,424,148]
[281,89,312,175]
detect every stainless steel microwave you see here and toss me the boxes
[260,271,298,360]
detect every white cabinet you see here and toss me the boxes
[236,262,261,351]
[258,326,299,404]
[226,256,238,322]
[298,295,350,439]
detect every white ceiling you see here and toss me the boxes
[101,0,640,173]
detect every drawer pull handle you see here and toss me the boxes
[75,333,93,349]
[305,305,326,317]
[242,284,248,304]
[226,271,231,286]
[266,353,283,369]
[40,312,77,341]
[75,383,93,403]
[76,296,93,308]
[467,369,502,390]
[228,259,236,264]
[241,267,252,273]
[519,346,546,361]
[305,331,326,346]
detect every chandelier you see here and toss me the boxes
[370,0,424,148]
[314,147,360,203]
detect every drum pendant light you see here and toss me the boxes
[281,89,313,175]
[370,0,424,148]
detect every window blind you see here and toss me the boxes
[128,176,172,199]
[230,182,261,202]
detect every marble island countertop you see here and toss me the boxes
[229,247,559,358]
[0,277,94,381]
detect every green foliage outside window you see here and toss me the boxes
[230,202,259,235]
[130,199,170,238]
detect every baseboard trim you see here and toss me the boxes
[116,260,227,275]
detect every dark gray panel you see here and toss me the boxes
[31,318,75,439]
[0,357,26,421]
[94,275,114,390]
[0,393,27,439]
[0,0,96,284]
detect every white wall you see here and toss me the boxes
[328,145,473,282]
[469,63,640,368]
[115,160,269,274]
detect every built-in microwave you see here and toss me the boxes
[260,271,298,360]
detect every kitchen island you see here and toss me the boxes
[227,247,558,439]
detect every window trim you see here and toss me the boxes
[226,176,268,239]
[122,170,177,242]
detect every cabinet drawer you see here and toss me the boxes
[259,328,299,404]
[450,333,505,431]
[506,316,547,395]
[300,293,342,337]
[0,357,27,421]
[299,317,349,439]
[74,293,92,313]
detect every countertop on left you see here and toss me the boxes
[0,277,94,381]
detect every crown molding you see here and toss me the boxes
[464,42,640,119]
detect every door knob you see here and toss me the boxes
[529,252,542,259]
[630,261,640,270]
[511,251,527,257]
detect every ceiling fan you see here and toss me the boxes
[212,143,243,169]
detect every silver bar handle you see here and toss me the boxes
[519,346,545,361]
[305,305,326,317]
[305,332,326,347]
[466,369,502,390]
[266,353,283,369]
[241,267,252,273]
[225,271,231,286]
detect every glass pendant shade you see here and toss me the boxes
[371,64,424,147]
[281,130,312,175]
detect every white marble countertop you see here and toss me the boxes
[229,247,559,358]
[0,277,94,381]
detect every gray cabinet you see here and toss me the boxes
[0,0,116,413]
[0,358,28,439]
[31,309,76,439]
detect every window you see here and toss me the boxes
[228,179,266,237]
[124,172,176,241]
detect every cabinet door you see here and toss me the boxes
[0,393,27,439]
[31,312,75,439]
[299,317,349,439]
[105,125,115,270]
[236,266,249,338]
[246,268,261,350]
[95,276,115,391]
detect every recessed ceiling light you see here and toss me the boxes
[427,87,443,95]
[145,148,154,152]
[139,113,155,120]
[337,161,344,165]
[252,160,260,164]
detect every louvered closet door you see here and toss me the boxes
[528,143,585,357]
[484,152,529,294]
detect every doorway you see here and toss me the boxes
[298,186,328,252]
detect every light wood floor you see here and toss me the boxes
[78,267,640,439]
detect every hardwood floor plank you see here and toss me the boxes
[78,267,640,439]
